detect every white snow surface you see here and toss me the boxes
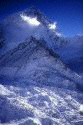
[0,36,83,125]
[0,7,83,125]
[0,84,83,125]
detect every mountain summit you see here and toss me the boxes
[0,7,66,54]
[0,7,83,125]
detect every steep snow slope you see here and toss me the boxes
[0,37,83,125]
[0,37,82,90]
[0,7,82,74]
[0,7,83,125]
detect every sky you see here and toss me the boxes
[0,0,83,37]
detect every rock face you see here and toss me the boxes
[0,7,83,125]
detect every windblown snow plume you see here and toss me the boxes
[48,22,57,30]
[21,14,40,26]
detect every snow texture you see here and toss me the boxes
[0,7,83,125]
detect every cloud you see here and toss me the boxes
[48,22,57,30]
[20,14,40,26]
[56,32,62,37]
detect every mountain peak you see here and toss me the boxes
[22,6,49,26]
[24,6,43,17]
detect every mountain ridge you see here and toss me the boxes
[0,7,83,125]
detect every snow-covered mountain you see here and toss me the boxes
[0,7,67,55]
[0,7,82,74]
[0,7,83,125]
[0,36,82,89]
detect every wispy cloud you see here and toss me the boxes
[48,22,57,30]
[21,14,40,26]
